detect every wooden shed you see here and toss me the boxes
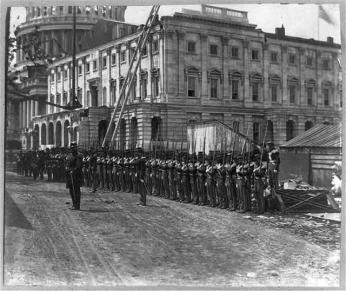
[279,123,342,188]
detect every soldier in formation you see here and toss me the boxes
[15,141,280,214]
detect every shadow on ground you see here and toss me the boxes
[5,191,33,230]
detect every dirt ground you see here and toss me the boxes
[4,172,341,287]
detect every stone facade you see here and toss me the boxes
[30,5,342,150]
[12,5,135,149]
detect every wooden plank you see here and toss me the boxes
[311,154,342,160]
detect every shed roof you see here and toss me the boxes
[280,123,342,148]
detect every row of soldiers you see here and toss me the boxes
[81,142,280,213]
[16,142,280,214]
[16,147,70,182]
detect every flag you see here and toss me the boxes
[318,5,334,25]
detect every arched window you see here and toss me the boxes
[56,121,62,147]
[305,121,313,131]
[130,117,138,150]
[151,117,162,141]
[98,120,109,144]
[48,122,54,144]
[286,120,295,141]
[41,123,47,145]
[33,124,39,149]
[267,120,274,143]
[120,119,126,150]
[64,120,70,147]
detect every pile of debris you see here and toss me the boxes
[275,179,340,214]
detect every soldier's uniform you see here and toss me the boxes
[206,160,216,207]
[175,160,183,202]
[225,157,237,211]
[188,159,198,204]
[65,142,83,210]
[145,159,152,195]
[196,159,207,205]
[168,159,177,200]
[252,156,266,214]
[266,142,280,190]
[215,160,227,209]
[181,159,190,203]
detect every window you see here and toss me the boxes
[286,120,295,141]
[77,6,82,14]
[140,77,147,99]
[120,51,126,63]
[323,88,329,106]
[307,87,313,105]
[305,121,313,131]
[59,6,64,14]
[142,45,147,56]
[57,71,61,82]
[251,49,259,60]
[56,93,61,105]
[152,39,159,53]
[233,121,239,132]
[322,59,330,70]
[63,92,68,105]
[93,60,97,71]
[130,47,136,61]
[86,62,90,73]
[289,85,295,103]
[86,6,91,14]
[306,56,313,66]
[252,83,259,101]
[271,84,277,102]
[231,47,239,58]
[151,69,160,97]
[78,65,82,75]
[210,78,218,98]
[50,73,55,82]
[231,80,239,100]
[68,6,72,14]
[94,6,98,15]
[109,7,113,18]
[187,41,196,53]
[340,91,343,108]
[271,52,278,63]
[102,6,107,17]
[187,76,197,97]
[289,54,295,65]
[253,122,259,144]
[37,7,41,16]
[111,53,116,65]
[210,44,218,56]
[63,69,68,79]
[102,56,107,68]
[43,7,47,16]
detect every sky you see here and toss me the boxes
[10,3,341,43]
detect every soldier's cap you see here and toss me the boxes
[70,142,77,147]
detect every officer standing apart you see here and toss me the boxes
[65,142,83,210]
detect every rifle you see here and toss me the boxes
[202,132,206,163]
[222,129,227,164]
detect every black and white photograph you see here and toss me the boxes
[2,0,345,289]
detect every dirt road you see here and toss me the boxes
[4,172,340,287]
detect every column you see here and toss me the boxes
[281,45,288,105]
[263,43,270,107]
[200,33,208,100]
[26,100,30,127]
[158,29,165,100]
[147,34,153,100]
[222,36,229,99]
[176,30,186,97]
[19,102,22,129]
[243,39,250,106]
[116,45,121,101]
